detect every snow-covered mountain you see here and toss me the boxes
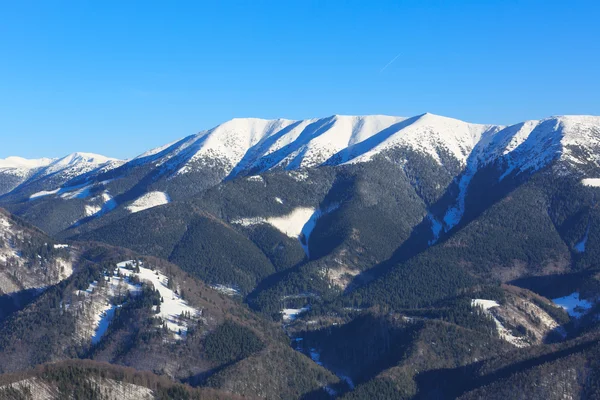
[120,113,600,179]
[1,113,599,235]
[0,156,54,196]
[0,152,123,200]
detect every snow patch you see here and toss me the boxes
[126,191,170,213]
[232,205,338,256]
[211,284,240,296]
[471,299,500,311]
[92,304,119,344]
[29,188,60,199]
[246,175,264,182]
[282,307,310,322]
[582,178,600,187]
[471,299,527,347]
[233,207,315,238]
[552,292,593,318]
[116,261,200,337]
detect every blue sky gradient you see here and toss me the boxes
[1,0,599,159]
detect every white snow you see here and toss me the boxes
[267,207,316,238]
[298,203,339,256]
[0,156,54,170]
[126,191,170,213]
[116,261,200,336]
[211,284,240,296]
[246,175,264,182]
[53,244,69,249]
[92,304,119,344]
[344,113,497,167]
[84,204,102,217]
[59,183,94,200]
[582,178,600,187]
[75,260,201,343]
[29,188,60,199]
[471,299,500,311]
[275,197,284,204]
[552,292,593,318]
[29,180,110,201]
[0,216,11,229]
[282,307,310,322]
[43,152,119,176]
[471,299,527,347]
[233,207,315,238]
[232,205,337,256]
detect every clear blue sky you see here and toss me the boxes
[1,0,599,159]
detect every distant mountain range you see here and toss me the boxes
[2,112,600,399]
[1,113,599,234]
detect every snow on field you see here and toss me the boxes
[53,244,69,249]
[232,205,338,256]
[275,197,284,204]
[29,188,60,199]
[471,299,500,310]
[299,204,339,254]
[116,261,199,336]
[581,178,600,187]
[29,179,114,202]
[552,292,593,318]
[282,307,310,322]
[443,171,474,230]
[92,304,119,344]
[85,204,102,217]
[75,260,200,344]
[126,191,170,213]
[232,207,315,237]
[268,207,315,237]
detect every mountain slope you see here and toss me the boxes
[0,156,53,196]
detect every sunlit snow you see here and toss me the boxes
[282,307,310,322]
[582,178,600,187]
[126,191,170,213]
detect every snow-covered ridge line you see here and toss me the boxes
[0,156,54,170]
[5,114,599,183]
[4,114,600,230]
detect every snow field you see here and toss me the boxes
[125,191,170,213]
[74,260,200,344]
[552,292,593,318]
[582,178,600,187]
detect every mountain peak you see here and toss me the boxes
[54,152,119,165]
[0,156,54,170]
